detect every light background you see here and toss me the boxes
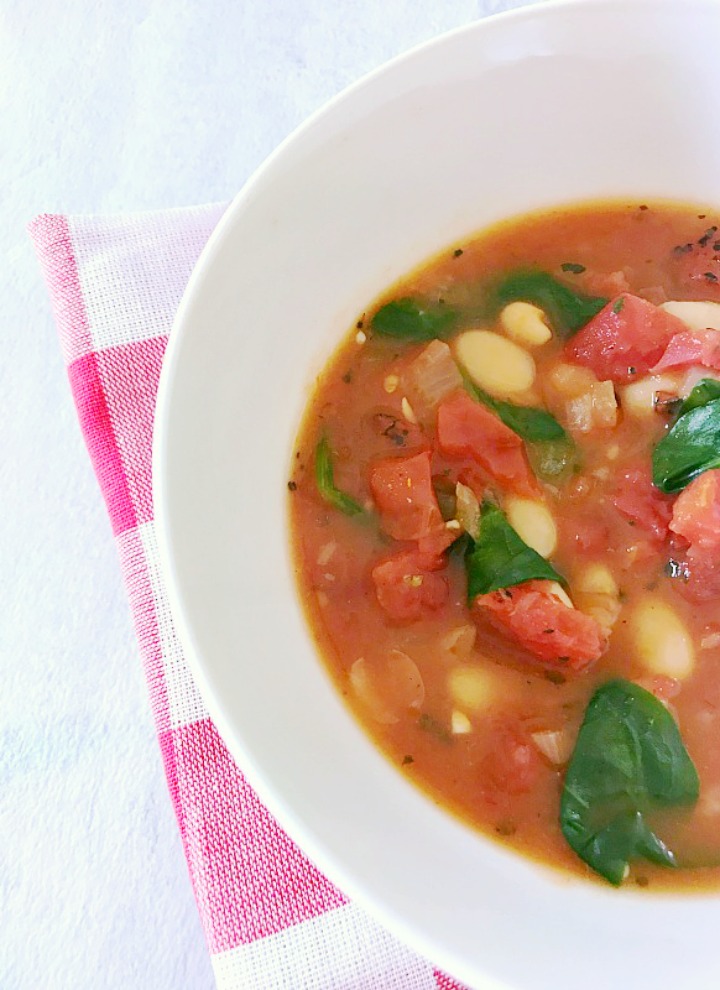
[2,1,540,987]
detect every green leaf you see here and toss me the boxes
[465,502,564,600]
[371,298,457,342]
[491,270,608,338]
[652,396,720,493]
[315,437,364,516]
[678,377,720,416]
[470,384,567,442]
[561,679,699,885]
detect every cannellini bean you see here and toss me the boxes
[661,300,720,331]
[620,374,679,417]
[630,599,695,680]
[451,710,472,735]
[349,650,425,724]
[505,496,557,558]
[499,301,552,347]
[447,665,497,712]
[454,330,536,398]
[575,563,618,597]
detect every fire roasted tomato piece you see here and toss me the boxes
[613,463,674,543]
[436,391,537,496]
[652,329,720,372]
[473,580,606,672]
[566,294,687,383]
[370,450,455,555]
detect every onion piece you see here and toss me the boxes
[349,650,425,725]
[404,339,463,412]
[455,482,480,540]
[531,728,574,766]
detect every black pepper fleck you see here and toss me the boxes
[453,248,464,258]
[287,480,297,492]
[672,242,694,256]
[698,226,718,247]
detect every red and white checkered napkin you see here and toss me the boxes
[29,207,467,990]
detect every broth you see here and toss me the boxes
[289,201,720,888]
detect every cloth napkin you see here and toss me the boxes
[29,207,467,990]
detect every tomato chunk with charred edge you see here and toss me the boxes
[566,294,687,384]
[437,391,537,496]
[370,450,455,556]
[473,580,606,672]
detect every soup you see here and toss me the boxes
[288,202,720,888]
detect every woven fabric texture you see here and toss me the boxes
[29,208,467,990]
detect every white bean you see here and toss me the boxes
[630,599,695,680]
[500,301,552,346]
[454,330,536,398]
[661,300,720,331]
[505,496,557,558]
[620,374,679,418]
[575,563,618,597]
[447,665,497,712]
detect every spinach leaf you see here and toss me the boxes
[315,437,363,516]
[371,298,457,342]
[652,396,720,493]
[465,502,564,600]
[678,377,720,416]
[470,384,567,442]
[491,270,608,338]
[561,679,699,885]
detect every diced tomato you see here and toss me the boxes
[651,328,720,372]
[668,470,720,601]
[613,463,673,543]
[480,721,543,797]
[472,580,606,672]
[676,549,720,602]
[372,549,448,621]
[436,391,537,496]
[669,469,720,551]
[369,450,454,555]
[566,293,688,383]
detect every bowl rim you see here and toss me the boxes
[153,1,720,985]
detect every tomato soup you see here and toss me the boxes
[288,202,720,888]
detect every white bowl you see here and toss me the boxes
[154,2,720,986]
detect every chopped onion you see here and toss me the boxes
[531,728,574,766]
[405,339,463,410]
[455,482,480,540]
[440,623,476,658]
[566,380,617,433]
[349,650,425,725]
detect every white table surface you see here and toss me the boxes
[3,1,539,986]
